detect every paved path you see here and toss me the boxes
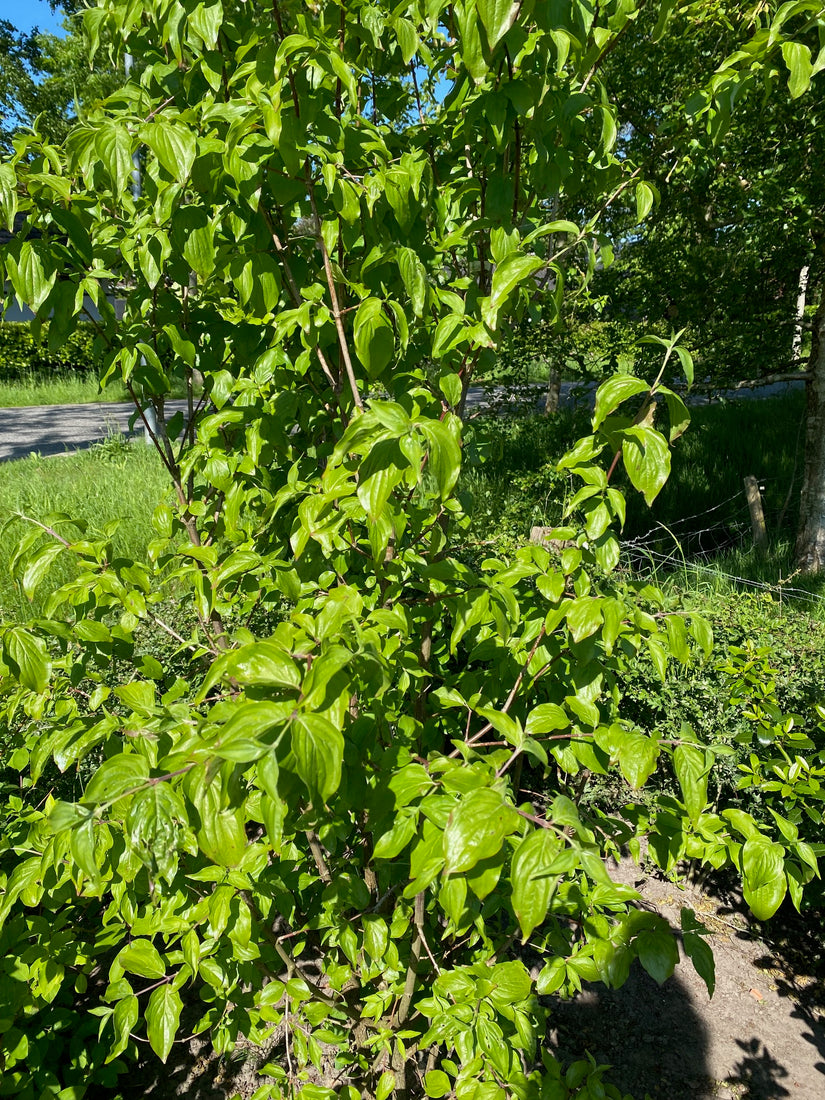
[0,379,806,463]
[0,400,189,462]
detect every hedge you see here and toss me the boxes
[0,322,103,381]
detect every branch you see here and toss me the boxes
[306,830,332,884]
[683,370,812,394]
[449,628,547,757]
[580,19,632,94]
[305,164,364,411]
[396,892,426,1025]
[260,206,340,395]
[239,890,359,1020]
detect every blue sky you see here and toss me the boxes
[0,0,66,35]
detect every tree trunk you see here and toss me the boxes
[544,366,561,414]
[791,260,811,363]
[795,281,825,572]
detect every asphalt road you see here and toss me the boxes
[0,400,189,462]
[0,380,805,463]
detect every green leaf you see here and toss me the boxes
[144,121,197,183]
[126,783,187,882]
[115,681,156,716]
[424,1070,452,1098]
[397,247,428,317]
[373,812,418,859]
[372,1072,395,1100]
[681,909,715,997]
[69,816,100,880]
[510,829,559,939]
[224,644,301,689]
[443,788,519,874]
[182,218,215,279]
[477,0,520,50]
[525,703,569,735]
[107,995,139,1063]
[192,772,248,868]
[673,745,710,824]
[189,0,223,49]
[419,419,462,498]
[116,939,166,980]
[95,120,133,193]
[0,162,18,228]
[291,713,344,804]
[741,837,787,920]
[455,0,489,81]
[566,597,604,642]
[635,180,656,222]
[84,754,150,804]
[357,440,404,519]
[6,243,56,314]
[592,375,649,429]
[675,344,694,387]
[354,298,395,378]
[782,40,813,99]
[636,927,679,984]
[621,426,671,506]
[662,390,690,441]
[394,16,418,62]
[145,984,182,1063]
[618,732,660,788]
[3,626,50,692]
[487,253,544,324]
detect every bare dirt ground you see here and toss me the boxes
[548,861,825,1100]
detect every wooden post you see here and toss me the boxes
[744,475,768,551]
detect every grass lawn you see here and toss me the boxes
[2,385,823,621]
[0,442,169,619]
[0,372,131,407]
[0,372,198,407]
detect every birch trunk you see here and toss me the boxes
[795,281,825,572]
[791,261,811,363]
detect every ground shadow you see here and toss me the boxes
[748,899,825,1084]
[547,965,714,1100]
[546,954,803,1100]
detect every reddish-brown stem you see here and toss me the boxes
[450,628,547,757]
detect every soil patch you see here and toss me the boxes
[547,861,825,1099]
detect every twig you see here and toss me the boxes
[450,627,546,756]
[12,512,71,548]
[239,890,359,1019]
[396,893,425,1025]
[305,165,364,411]
[306,830,332,884]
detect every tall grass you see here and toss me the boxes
[0,441,169,619]
[624,389,807,549]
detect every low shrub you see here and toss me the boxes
[0,322,103,382]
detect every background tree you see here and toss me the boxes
[0,9,118,153]
[585,0,825,571]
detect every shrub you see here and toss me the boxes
[0,3,820,1099]
[0,322,102,382]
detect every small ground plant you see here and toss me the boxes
[0,3,821,1099]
